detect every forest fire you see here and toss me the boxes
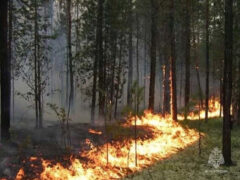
[14,99,222,180]
[178,98,222,120]
[39,114,199,180]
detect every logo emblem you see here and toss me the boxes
[208,147,225,169]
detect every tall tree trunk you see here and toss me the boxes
[170,0,178,121]
[179,60,183,108]
[1,0,11,140]
[9,0,14,122]
[222,0,233,166]
[34,0,39,129]
[158,47,163,112]
[220,77,223,117]
[38,51,42,128]
[162,54,171,116]
[184,0,191,119]
[91,42,98,124]
[67,0,73,116]
[97,0,104,119]
[205,0,210,122]
[127,0,133,106]
[143,17,147,109]
[193,22,203,107]
[114,38,122,118]
[237,60,240,125]
[148,0,157,111]
[110,34,117,105]
[136,14,140,85]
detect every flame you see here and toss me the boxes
[30,157,38,161]
[88,129,102,135]
[16,98,222,180]
[39,115,200,179]
[178,97,222,121]
[15,168,24,180]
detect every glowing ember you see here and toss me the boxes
[88,129,102,135]
[30,157,38,161]
[16,98,222,180]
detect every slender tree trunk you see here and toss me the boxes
[110,36,117,105]
[220,76,223,117]
[38,52,42,128]
[97,0,104,119]
[162,53,171,116]
[196,67,203,107]
[114,39,122,118]
[237,60,240,125]
[222,0,233,166]
[34,0,39,129]
[1,0,11,140]
[193,23,203,107]
[184,0,191,119]
[127,0,133,106]
[148,0,157,111]
[179,60,183,108]
[205,0,210,122]
[136,14,140,85]
[67,0,73,116]
[91,0,99,124]
[9,0,14,122]
[158,48,163,112]
[91,44,98,124]
[170,0,178,121]
[143,17,147,109]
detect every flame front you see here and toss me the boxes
[178,98,222,120]
[17,98,222,180]
[40,115,200,179]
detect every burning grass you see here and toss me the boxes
[14,98,222,180]
[16,112,199,179]
[125,118,240,180]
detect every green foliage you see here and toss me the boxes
[122,81,144,117]
[47,103,71,150]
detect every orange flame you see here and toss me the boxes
[39,114,200,179]
[16,98,222,180]
[30,157,38,161]
[178,97,222,121]
[88,129,102,135]
[15,168,24,180]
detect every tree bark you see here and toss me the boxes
[67,0,74,116]
[205,0,210,122]
[1,0,11,140]
[97,0,104,119]
[162,54,171,116]
[222,0,233,166]
[148,0,157,111]
[170,0,178,121]
[9,0,14,122]
[34,0,39,128]
[127,0,133,106]
[184,0,191,119]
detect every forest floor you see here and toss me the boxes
[125,118,240,180]
[0,118,239,179]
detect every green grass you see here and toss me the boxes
[124,118,240,180]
